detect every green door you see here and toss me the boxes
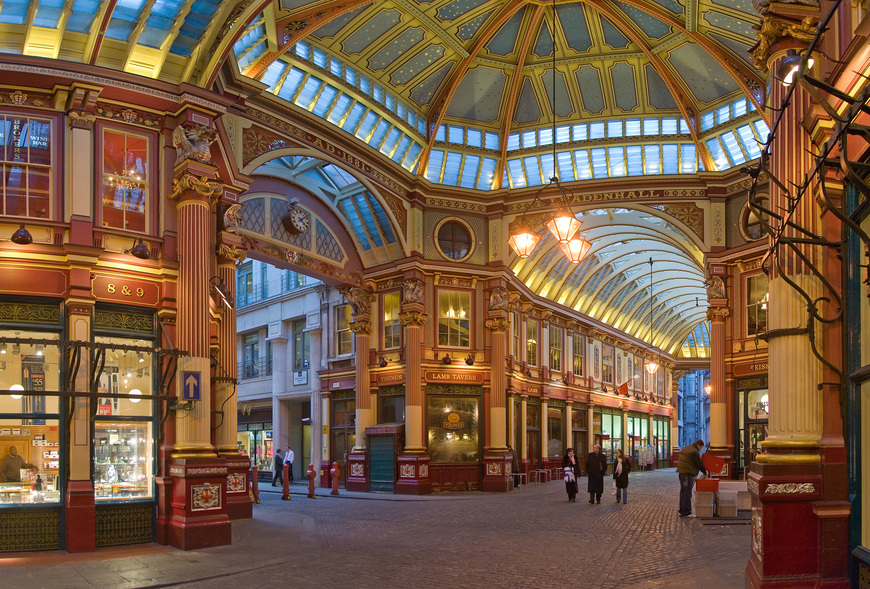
[368,435,394,493]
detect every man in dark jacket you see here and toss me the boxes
[585,444,607,504]
[676,439,707,517]
[272,449,284,486]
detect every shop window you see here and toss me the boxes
[427,395,480,463]
[746,273,769,337]
[0,113,52,219]
[549,326,562,372]
[572,334,584,376]
[435,219,472,261]
[383,292,400,349]
[602,345,614,384]
[438,290,470,348]
[547,407,563,457]
[294,320,309,370]
[599,411,623,462]
[526,318,538,366]
[336,305,352,356]
[101,129,149,232]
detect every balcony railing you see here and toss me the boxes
[238,358,272,380]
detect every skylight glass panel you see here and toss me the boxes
[381,128,403,155]
[625,119,641,137]
[372,84,384,103]
[661,118,678,135]
[540,154,555,180]
[643,118,659,135]
[478,158,497,190]
[700,111,715,131]
[312,47,328,68]
[396,101,406,119]
[359,75,371,94]
[345,66,358,86]
[338,200,369,250]
[459,155,481,188]
[435,125,446,142]
[732,99,747,117]
[662,144,679,174]
[328,57,343,77]
[747,100,757,112]
[644,145,661,174]
[426,150,445,183]
[557,152,575,181]
[403,143,423,171]
[736,125,761,159]
[369,120,391,148]
[311,85,339,117]
[607,120,623,138]
[354,192,384,247]
[262,61,287,89]
[680,145,697,173]
[356,111,380,141]
[295,78,322,109]
[705,138,729,171]
[680,119,691,134]
[342,104,366,133]
[522,130,537,148]
[589,122,605,140]
[367,191,395,243]
[327,94,353,124]
[720,131,746,165]
[626,145,643,175]
[556,125,571,143]
[507,133,520,151]
[485,132,499,150]
[447,125,463,144]
[323,164,357,187]
[385,93,396,112]
[539,127,553,146]
[574,150,591,180]
[295,40,310,60]
[467,128,482,147]
[572,124,588,141]
[507,159,526,187]
[443,152,462,185]
[753,119,770,145]
[591,148,608,178]
[716,105,730,125]
[275,67,305,100]
[608,147,626,176]
[524,156,543,185]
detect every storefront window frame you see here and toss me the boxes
[0,110,58,220]
[96,122,157,234]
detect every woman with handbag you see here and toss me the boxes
[613,448,632,504]
[562,448,581,502]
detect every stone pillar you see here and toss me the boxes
[166,152,230,550]
[482,315,511,492]
[520,395,528,472]
[319,391,331,488]
[215,244,251,519]
[565,402,573,450]
[309,327,323,486]
[671,378,681,467]
[745,9,848,586]
[345,287,374,492]
[707,305,731,477]
[396,302,430,495]
[587,404,595,457]
[541,397,549,468]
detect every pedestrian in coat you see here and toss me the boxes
[585,444,607,504]
[562,448,581,502]
[272,449,284,486]
[612,448,632,504]
[677,439,708,517]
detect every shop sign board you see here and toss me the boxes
[182,371,200,400]
[92,275,160,306]
[424,371,484,384]
[293,370,308,385]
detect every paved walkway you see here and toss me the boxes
[0,469,749,589]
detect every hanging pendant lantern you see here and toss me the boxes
[546,207,581,243]
[508,222,542,258]
[559,235,591,264]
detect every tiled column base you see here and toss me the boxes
[346,452,367,492]
[168,457,231,550]
[65,480,95,552]
[224,457,252,520]
[395,453,431,495]
[481,452,512,492]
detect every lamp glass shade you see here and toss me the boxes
[128,389,143,403]
[10,383,24,400]
[645,361,659,375]
[559,236,591,264]
[508,225,541,258]
[546,208,581,243]
[11,224,33,245]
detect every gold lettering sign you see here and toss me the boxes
[425,371,484,384]
[93,275,159,306]
[377,372,405,385]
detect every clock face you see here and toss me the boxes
[283,207,310,234]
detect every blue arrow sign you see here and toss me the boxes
[182,371,200,401]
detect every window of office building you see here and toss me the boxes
[294,320,308,370]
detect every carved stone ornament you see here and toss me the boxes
[172,124,217,164]
[489,287,509,311]
[348,320,372,335]
[217,243,247,264]
[9,91,27,105]
[752,0,819,16]
[399,310,427,326]
[764,482,815,494]
[223,204,244,233]
[169,172,223,202]
[485,318,510,332]
[749,15,818,71]
[402,280,425,305]
[340,286,375,315]
[68,110,96,130]
[704,276,727,300]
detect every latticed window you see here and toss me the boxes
[438,290,470,347]
[0,113,52,218]
[101,129,149,232]
[336,305,352,356]
[549,326,562,372]
[383,292,400,349]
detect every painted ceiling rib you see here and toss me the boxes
[153,0,198,80]
[182,0,242,84]
[199,0,274,87]
[392,0,470,59]
[84,0,118,65]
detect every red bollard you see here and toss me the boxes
[330,462,340,496]
[282,464,291,501]
[306,464,317,498]
[250,466,260,504]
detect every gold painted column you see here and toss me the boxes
[481,284,512,492]
[707,305,730,475]
[344,286,374,492]
[396,290,430,494]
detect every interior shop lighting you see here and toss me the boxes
[128,389,142,403]
[0,343,6,354]
[10,384,24,400]
[36,344,44,356]
[138,352,145,363]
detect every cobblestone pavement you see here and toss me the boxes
[0,469,749,589]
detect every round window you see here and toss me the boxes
[436,220,472,260]
[741,196,769,241]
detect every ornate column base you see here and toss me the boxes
[155,475,173,545]
[395,453,431,495]
[64,480,95,552]
[346,451,367,492]
[320,460,331,488]
[481,451,513,493]
[224,456,253,520]
[167,457,232,550]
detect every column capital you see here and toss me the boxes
[216,242,248,265]
[399,310,427,326]
[749,11,819,72]
[485,318,510,332]
[169,171,223,203]
[707,306,731,321]
[349,320,372,335]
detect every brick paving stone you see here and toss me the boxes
[0,469,748,589]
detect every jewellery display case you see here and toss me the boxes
[94,422,152,500]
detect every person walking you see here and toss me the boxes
[508,444,520,489]
[272,449,284,486]
[284,446,295,483]
[612,448,632,504]
[677,439,708,517]
[585,444,607,504]
[562,448,581,502]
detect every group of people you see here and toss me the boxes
[561,444,632,504]
[559,438,709,516]
[271,447,295,486]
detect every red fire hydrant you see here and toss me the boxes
[330,462,340,496]
[306,464,316,498]
[281,463,291,501]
